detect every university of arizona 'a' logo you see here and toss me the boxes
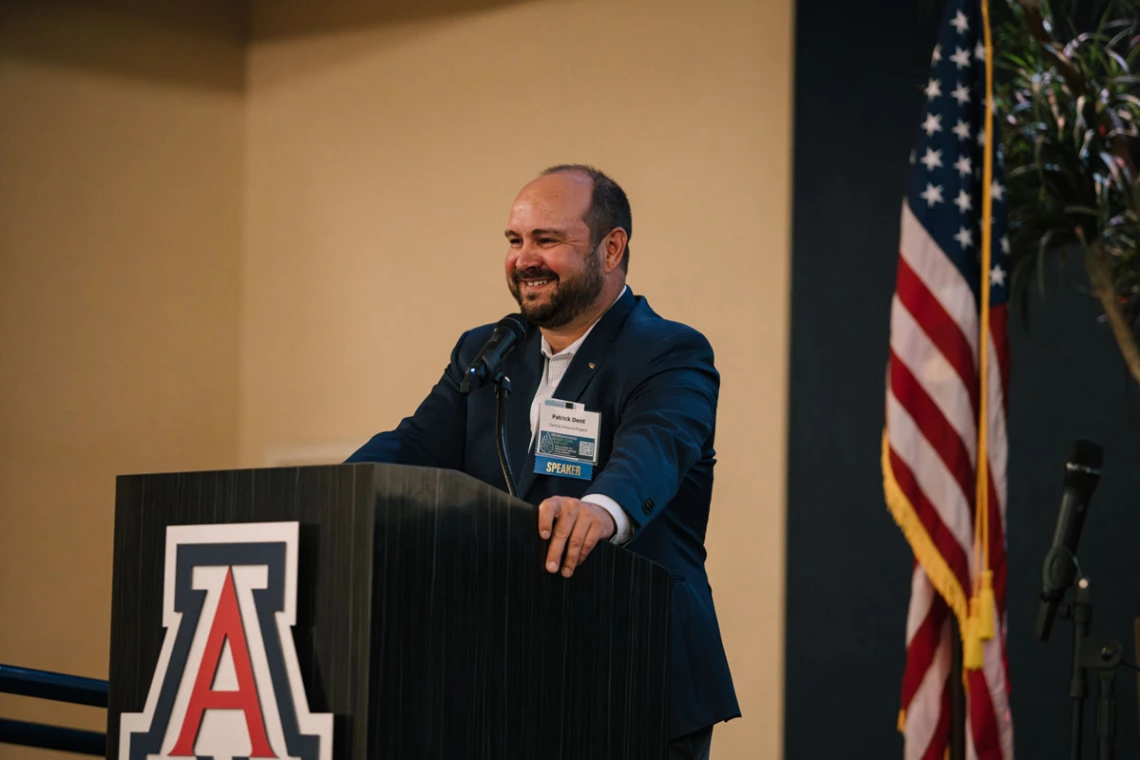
[120,523,333,760]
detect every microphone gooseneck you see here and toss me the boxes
[459,313,528,497]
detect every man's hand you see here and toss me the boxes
[537,496,616,578]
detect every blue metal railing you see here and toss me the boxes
[0,665,108,707]
[0,718,107,756]
[0,664,109,756]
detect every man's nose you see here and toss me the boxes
[514,243,544,271]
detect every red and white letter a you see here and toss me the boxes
[170,568,276,757]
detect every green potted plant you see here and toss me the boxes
[996,0,1140,382]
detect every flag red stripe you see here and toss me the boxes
[967,667,1004,760]
[890,351,977,519]
[901,594,950,709]
[888,449,972,594]
[987,469,1011,691]
[990,304,1010,419]
[986,472,1007,618]
[896,255,980,414]
[922,675,954,760]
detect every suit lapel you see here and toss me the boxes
[550,288,636,404]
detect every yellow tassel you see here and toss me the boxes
[963,597,984,670]
[898,709,907,733]
[978,570,996,640]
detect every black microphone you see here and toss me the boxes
[1036,439,1103,641]
[459,314,528,393]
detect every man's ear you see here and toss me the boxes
[602,228,628,273]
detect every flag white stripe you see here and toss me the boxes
[966,719,979,760]
[906,565,936,646]
[983,612,1015,758]
[904,616,952,760]
[900,200,980,360]
[986,329,1013,760]
[891,295,978,465]
[987,333,1009,527]
[887,391,975,555]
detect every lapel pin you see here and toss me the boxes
[588,362,596,369]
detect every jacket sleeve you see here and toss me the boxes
[344,332,470,469]
[584,328,719,531]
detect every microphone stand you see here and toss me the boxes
[492,372,519,497]
[1061,576,1123,760]
[1067,578,1091,760]
[460,355,522,499]
[1091,643,1122,760]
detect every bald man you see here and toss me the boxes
[348,165,739,759]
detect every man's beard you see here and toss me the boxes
[509,251,604,328]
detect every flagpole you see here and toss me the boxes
[951,617,966,760]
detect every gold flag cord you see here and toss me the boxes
[965,0,997,671]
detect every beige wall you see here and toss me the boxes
[0,0,792,757]
[0,1,244,755]
[244,0,793,757]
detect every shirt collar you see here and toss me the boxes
[539,285,628,359]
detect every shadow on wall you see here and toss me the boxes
[249,0,546,41]
[246,0,552,95]
[0,0,246,92]
[0,0,545,93]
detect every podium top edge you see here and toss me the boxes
[114,463,534,509]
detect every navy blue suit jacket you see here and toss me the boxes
[347,289,740,738]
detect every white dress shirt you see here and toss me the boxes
[528,286,632,544]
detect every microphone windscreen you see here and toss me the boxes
[496,314,528,341]
[1068,439,1103,470]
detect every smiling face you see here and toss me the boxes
[504,171,610,328]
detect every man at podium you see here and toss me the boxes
[347,165,739,759]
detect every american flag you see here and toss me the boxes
[883,0,1013,758]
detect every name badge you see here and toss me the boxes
[534,399,600,480]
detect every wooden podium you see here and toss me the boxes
[106,463,671,759]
